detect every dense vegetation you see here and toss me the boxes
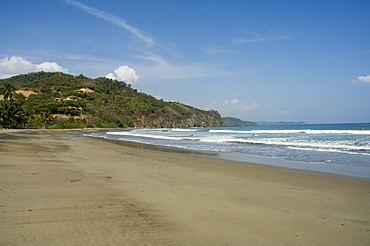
[0,72,224,129]
[222,117,256,127]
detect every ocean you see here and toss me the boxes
[84,123,370,178]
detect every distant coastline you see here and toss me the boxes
[255,121,307,126]
[222,117,257,126]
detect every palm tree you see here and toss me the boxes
[0,82,16,101]
[0,82,28,128]
[39,110,54,129]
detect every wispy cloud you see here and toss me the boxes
[64,0,156,47]
[267,110,290,116]
[234,30,289,45]
[207,99,261,117]
[63,1,232,82]
[205,30,289,55]
[204,47,238,55]
[231,35,288,45]
[133,51,216,80]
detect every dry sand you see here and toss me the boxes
[1,129,370,245]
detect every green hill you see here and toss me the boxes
[0,72,224,129]
[222,117,256,127]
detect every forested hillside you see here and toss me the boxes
[222,117,256,126]
[0,72,224,129]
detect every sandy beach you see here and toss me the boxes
[1,129,370,245]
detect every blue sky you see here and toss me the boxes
[1,0,369,123]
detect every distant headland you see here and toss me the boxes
[0,72,224,129]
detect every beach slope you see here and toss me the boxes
[1,129,369,245]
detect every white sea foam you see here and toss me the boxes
[287,146,370,156]
[209,129,256,134]
[303,130,370,135]
[172,128,198,132]
[86,123,370,177]
[196,136,370,151]
[107,131,370,151]
[107,131,197,141]
[200,138,240,143]
[209,129,370,135]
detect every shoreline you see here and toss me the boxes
[1,129,370,245]
[98,135,370,182]
[86,130,370,180]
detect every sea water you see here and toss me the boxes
[84,123,370,178]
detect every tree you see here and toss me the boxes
[0,82,16,101]
[0,82,28,128]
[0,102,27,128]
[39,110,54,129]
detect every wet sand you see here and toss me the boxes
[1,129,370,245]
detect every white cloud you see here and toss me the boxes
[241,101,261,111]
[351,74,370,84]
[105,73,116,80]
[36,62,68,73]
[207,100,219,109]
[106,65,140,84]
[0,56,68,79]
[223,99,241,106]
[207,98,294,120]
[0,56,36,76]
[208,98,261,117]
